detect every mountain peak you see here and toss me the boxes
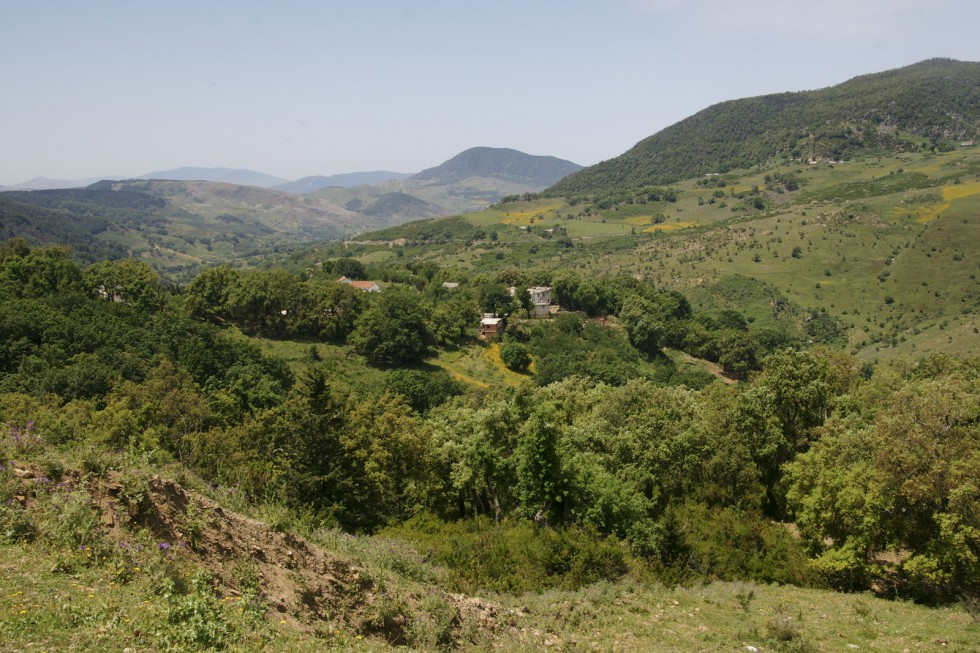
[411,147,581,187]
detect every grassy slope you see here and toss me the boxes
[2,476,977,653]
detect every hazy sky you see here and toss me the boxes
[2,0,977,184]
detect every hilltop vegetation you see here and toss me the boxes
[548,58,980,196]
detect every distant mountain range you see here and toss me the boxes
[547,58,980,196]
[2,146,580,197]
[2,176,125,191]
[138,167,290,188]
[273,171,414,194]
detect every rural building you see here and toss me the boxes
[528,286,552,305]
[479,314,504,339]
[337,276,381,292]
[507,285,554,318]
[442,282,460,290]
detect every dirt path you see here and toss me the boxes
[674,350,737,384]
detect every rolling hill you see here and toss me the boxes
[0,180,371,278]
[345,144,979,363]
[359,192,445,221]
[547,58,980,196]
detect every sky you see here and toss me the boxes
[1,0,978,185]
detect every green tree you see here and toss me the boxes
[348,287,433,365]
[619,296,663,355]
[423,397,522,521]
[474,278,514,316]
[298,281,366,342]
[184,266,239,322]
[499,342,532,372]
[0,244,84,299]
[516,403,567,523]
[84,259,164,313]
[331,258,366,280]
[428,295,479,345]
[223,268,305,336]
[716,330,757,380]
[786,371,979,599]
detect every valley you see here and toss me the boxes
[0,57,978,652]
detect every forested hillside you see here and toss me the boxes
[547,59,980,195]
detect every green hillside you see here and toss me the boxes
[349,146,979,362]
[547,58,980,196]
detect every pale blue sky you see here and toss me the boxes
[1,0,977,184]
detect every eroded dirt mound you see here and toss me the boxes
[100,473,513,645]
[9,463,513,646]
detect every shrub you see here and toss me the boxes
[0,503,36,543]
[900,554,957,604]
[664,503,812,586]
[164,569,230,649]
[808,546,870,591]
[384,517,632,595]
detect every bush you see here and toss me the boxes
[808,546,871,592]
[383,517,632,595]
[664,503,812,586]
[0,503,36,543]
[900,554,957,604]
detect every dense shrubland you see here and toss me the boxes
[0,241,976,605]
